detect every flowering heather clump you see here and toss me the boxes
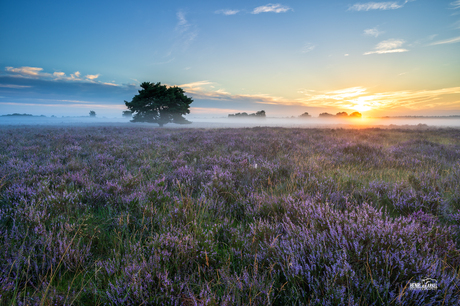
[0,126,459,305]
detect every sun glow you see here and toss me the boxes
[351,96,374,112]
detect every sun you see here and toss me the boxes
[354,104,372,112]
[351,96,374,113]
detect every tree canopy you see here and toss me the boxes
[125,82,193,126]
[122,110,132,118]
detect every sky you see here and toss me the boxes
[1,0,460,118]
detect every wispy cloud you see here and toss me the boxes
[349,2,403,11]
[349,0,415,11]
[215,9,240,15]
[174,11,197,50]
[6,66,48,77]
[364,28,384,37]
[179,80,291,104]
[175,79,460,112]
[375,39,405,49]
[176,11,189,33]
[298,86,460,111]
[365,49,408,54]
[85,74,100,80]
[252,4,292,14]
[0,84,32,88]
[4,66,120,86]
[6,66,86,81]
[451,0,460,9]
[364,39,409,54]
[301,43,316,53]
[429,35,460,45]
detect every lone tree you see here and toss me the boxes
[89,110,96,117]
[125,82,193,126]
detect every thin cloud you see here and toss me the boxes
[174,11,198,51]
[377,39,405,49]
[252,4,292,14]
[178,80,460,112]
[6,66,50,77]
[4,66,121,87]
[53,72,66,78]
[53,71,82,81]
[0,84,32,88]
[364,28,384,37]
[179,80,291,104]
[301,43,316,53]
[102,82,118,87]
[5,66,90,82]
[451,0,460,9]
[364,39,409,55]
[176,11,189,33]
[86,74,100,80]
[365,49,408,54]
[297,86,460,110]
[348,2,403,11]
[429,36,460,45]
[215,9,240,15]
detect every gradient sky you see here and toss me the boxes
[1,0,460,117]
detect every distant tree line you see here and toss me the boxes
[225,110,363,119]
[319,111,362,118]
[1,113,47,117]
[228,110,266,118]
[2,113,34,117]
[299,112,311,118]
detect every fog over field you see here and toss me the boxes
[2,115,460,129]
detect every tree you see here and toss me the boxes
[255,110,266,117]
[124,82,193,126]
[89,110,96,117]
[228,110,265,118]
[336,112,348,117]
[319,112,334,117]
[349,112,362,118]
[299,112,311,118]
[122,110,132,118]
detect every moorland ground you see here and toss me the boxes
[1,125,460,305]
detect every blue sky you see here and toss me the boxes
[1,0,459,117]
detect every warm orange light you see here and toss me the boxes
[350,96,374,112]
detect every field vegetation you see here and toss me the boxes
[1,126,459,305]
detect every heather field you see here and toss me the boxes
[1,125,460,305]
